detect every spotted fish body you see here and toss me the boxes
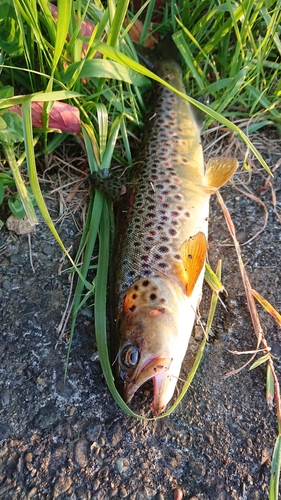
[92,46,237,415]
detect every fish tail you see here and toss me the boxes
[134,33,180,69]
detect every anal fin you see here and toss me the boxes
[180,231,207,297]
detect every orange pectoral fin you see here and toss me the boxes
[180,232,207,296]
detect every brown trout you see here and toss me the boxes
[92,39,237,415]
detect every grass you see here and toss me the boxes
[0,0,281,494]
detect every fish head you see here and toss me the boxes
[115,275,194,415]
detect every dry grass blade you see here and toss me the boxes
[252,289,281,327]
[216,191,263,375]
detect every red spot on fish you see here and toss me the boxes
[171,211,179,217]
[171,98,176,103]
[169,131,176,136]
[151,231,157,236]
[158,195,163,201]
[152,175,158,180]
[171,111,176,116]
[174,177,180,183]
[162,147,168,152]
[165,162,170,167]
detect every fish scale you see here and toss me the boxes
[91,44,238,415]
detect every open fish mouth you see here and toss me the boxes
[123,355,173,415]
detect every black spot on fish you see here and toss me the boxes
[143,270,151,277]
[142,280,150,287]
[159,246,169,253]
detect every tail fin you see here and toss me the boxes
[134,33,180,70]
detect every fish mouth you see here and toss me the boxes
[123,355,174,416]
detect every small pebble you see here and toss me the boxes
[27,487,37,499]
[53,475,72,498]
[115,457,130,474]
[42,245,54,256]
[119,487,128,498]
[92,490,104,500]
[174,489,183,500]
[92,479,100,491]
[1,389,10,406]
[74,439,88,468]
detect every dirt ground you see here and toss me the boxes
[0,129,280,500]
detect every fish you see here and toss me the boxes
[91,36,238,415]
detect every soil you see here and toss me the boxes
[0,130,280,500]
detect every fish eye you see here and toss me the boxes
[118,343,140,370]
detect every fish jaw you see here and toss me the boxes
[115,275,203,414]
[123,354,173,402]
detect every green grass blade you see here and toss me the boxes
[107,0,130,48]
[21,100,88,285]
[94,197,147,418]
[96,103,108,160]
[51,0,72,76]
[204,262,225,293]
[249,353,271,370]
[62,59,150,86]
[2,142,37,224]
[139,0,156,45]
[270,435,281,500]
